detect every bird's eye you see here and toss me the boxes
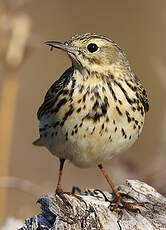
[87,43,98,53]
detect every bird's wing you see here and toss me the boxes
[37,66,74,120]
[135,76,149,113]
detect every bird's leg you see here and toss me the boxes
[55,158,73,207]
[55,158,85,207]
[98,164,121,205]
[98,164,141,212]
[56,158,65,194]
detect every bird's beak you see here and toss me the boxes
[44,41,75,53]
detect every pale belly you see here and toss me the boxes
[39,110,144,168]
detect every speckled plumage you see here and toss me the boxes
[34,33,149,210]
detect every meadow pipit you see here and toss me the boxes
[34,33,149,211]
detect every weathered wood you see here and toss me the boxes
[20,180,166,230]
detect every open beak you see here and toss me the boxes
[44,41,75,53]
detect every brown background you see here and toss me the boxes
[1,0,166,222]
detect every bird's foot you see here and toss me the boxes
[55,188,87,208]
[55,188,72,208]
[110,192,145,213]
[94,189,144,213]
[64,191,87,208]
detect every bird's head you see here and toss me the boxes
[45,33,130,74]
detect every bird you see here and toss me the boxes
[33,33,149,211]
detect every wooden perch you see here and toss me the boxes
[20,180,166,230]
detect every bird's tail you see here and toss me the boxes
[32,138,44,146]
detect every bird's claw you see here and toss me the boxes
[55,188,72,208]
[109,194,144,213]
[55,188,87,209]
[93,189,143,213]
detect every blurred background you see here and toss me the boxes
[0,0,166,228]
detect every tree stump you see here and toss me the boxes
[19,180,166,230]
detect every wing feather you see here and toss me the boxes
[135,76,149,113]
[37,66,74,120]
